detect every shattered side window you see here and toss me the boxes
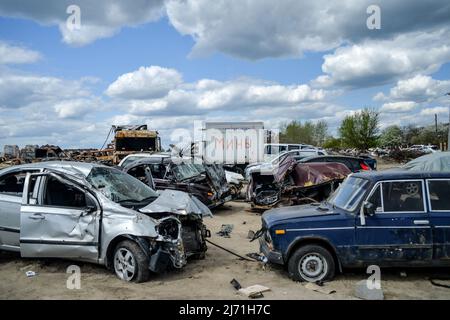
[172,163,200,181]
[428,180,450,211]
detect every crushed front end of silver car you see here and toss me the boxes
[139,190,212,268]
[85,165,212,278]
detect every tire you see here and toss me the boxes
[113,240,149,283]
[288,244,335,282]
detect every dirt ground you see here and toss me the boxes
[1,198,450,300]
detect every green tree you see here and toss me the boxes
[279,120,329,146]
[323,137,342,149]
[379,125,403,148]
[339,108,380,151]
[313,120,328,147]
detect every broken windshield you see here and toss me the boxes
[87,167,158,204]
[172,163,201,181]
[327,176,369,212]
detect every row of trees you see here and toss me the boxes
[279,108,447,151]
[379,123,448,147]
[279,120,329,146]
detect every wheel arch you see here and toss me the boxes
[105,234,150,270]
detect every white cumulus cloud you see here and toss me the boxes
[106,66,183,100]
[0,42,41,64]
[380,101,418,113]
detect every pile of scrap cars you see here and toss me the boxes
[3,135,450,286]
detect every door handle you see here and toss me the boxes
[29,213,45,220]
[413,220,429,225]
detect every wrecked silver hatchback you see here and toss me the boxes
[0,161,212,282]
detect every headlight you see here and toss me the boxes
[157,217,181,241]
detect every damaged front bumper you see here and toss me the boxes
[148,214,211,272]
[258,234,284,265]
[149,217,187,273]
[149,239,187,273]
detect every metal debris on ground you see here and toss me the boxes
[206,239,255,261]
[246,252,268,263]
[304,282,336,295]
[25,271,37,277]
[217,224,234,237]
[238,285,271,298]
[230,279,270,298]
[19,264,34,272]
[230,278,242,290]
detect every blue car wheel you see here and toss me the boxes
[288,244,335,282]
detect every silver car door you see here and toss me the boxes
[20,172,100,260]
[0,169,39,251]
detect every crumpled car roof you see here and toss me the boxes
[291,162,351,187]
[402,152,450,172]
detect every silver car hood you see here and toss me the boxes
[139,189,213,217]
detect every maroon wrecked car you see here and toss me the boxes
[247,154,351,210]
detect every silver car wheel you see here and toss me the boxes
[299,253,328,282]
[114,248,136,281]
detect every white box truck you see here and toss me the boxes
[200,121,270,173]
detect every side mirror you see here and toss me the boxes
[363,201,376,216]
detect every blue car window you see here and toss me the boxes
[382,181,424,212]
[427,180,450,211]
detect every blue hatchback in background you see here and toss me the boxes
[259,171,450,282]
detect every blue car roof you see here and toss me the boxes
[351,169,450,181]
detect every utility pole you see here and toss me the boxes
[447,93,450,150]
[435,114,438,133]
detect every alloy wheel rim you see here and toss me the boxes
[114,248,136,281]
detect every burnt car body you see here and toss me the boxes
[259,171,450,282]
[0,161,211,282]
[247,155,351,209]
[121,155,232,208]
[298,155,373,172]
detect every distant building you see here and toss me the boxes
[3,145,20,158]
[20,145,39,160]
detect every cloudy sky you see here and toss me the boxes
[0,0,449,150]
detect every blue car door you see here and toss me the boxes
[356,180,433,263]
[426,179,450,259]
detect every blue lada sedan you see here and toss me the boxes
[259,171,450,282]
